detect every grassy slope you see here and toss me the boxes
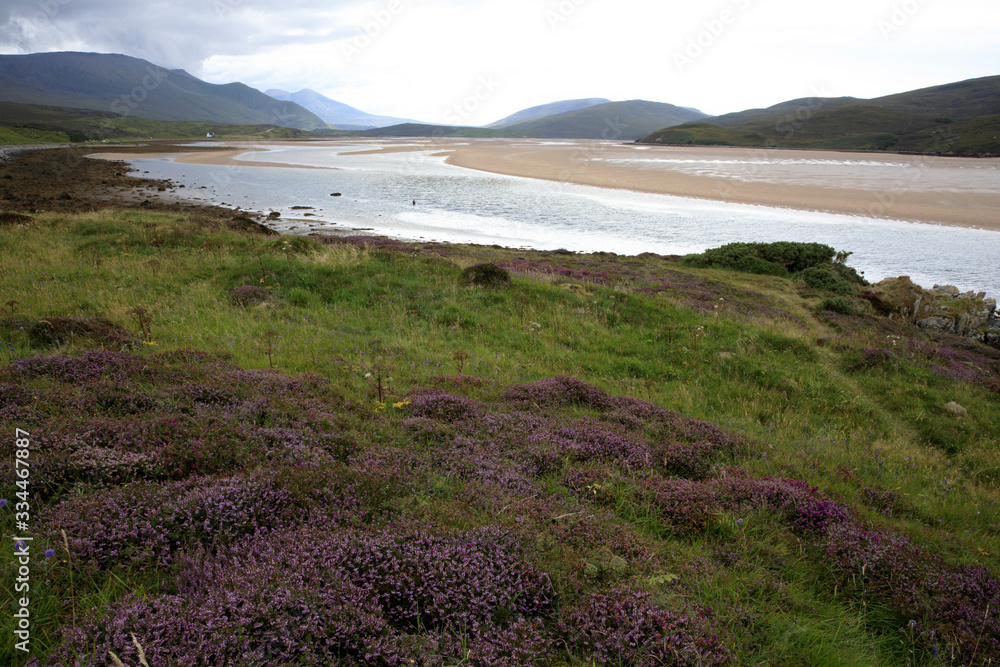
[0,101,312,143]
[1,212,998,665]
[644,76,1000,155]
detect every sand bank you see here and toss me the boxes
[91,148,334,170]
[443,142,1000,232]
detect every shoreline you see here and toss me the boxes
[89,139,1000,233]
[91,148,335,170]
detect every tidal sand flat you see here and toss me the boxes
[445,141,1000,231]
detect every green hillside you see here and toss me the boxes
[357,123,520,138]
[1,202,999,666]
[0,101,311,143]
[643,75,1000,155]
[505,100,708,140]
[0,52,327,131]
[707,97,859,128]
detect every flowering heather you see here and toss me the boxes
[501,375,615,410]
[820,523,1000,665]
[430,435,539,496]
[911,338,1000,391]
[408,387,486,423]
[44,525,555,666]
[558,587,730,666]
[39,474,307,569]
[12,349,153,383]
[0,382,39,421]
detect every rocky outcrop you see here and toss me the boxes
[868,277,999,348]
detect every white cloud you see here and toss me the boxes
[1,0,997,123]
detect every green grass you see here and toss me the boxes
[0,101,312,144]
[1,210,998,665]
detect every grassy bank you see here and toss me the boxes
[1,209,999,666]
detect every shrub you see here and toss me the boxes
[682,241,838,276]
[460,262,511,288]
[559,587,730,666]
[798,265,856,294]
[817,296,855,315]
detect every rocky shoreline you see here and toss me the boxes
[0,143,71,163]
[871,277,999,348]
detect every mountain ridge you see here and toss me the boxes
[502,100,709,140]
[0,52,327,130]
[264,88,422,129]
[487,98,612,128]
[640,75,1000,155]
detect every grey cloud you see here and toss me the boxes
[0,0,354,73]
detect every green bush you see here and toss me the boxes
[681,241,837,276]
[817,296,855,315]
[797,265,855,294]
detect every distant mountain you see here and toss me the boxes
[705,97,859,127]
[502,100,709,140]
[487,98,611,128]
[640,75,1000,156]
[0,52,327,130]
[266,88,422,129]
[357,123,518,138]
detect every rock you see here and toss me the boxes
[330,193,342,197]
[718,352,734,360]
[873,276,999,349]
[943,402,967,416]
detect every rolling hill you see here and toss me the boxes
[265,88,421,129]
[0,100,311,143]
[501,100,708,140]
[0,52,327,130]
[357,123,519,138]
[486,98,611,128]
[640,75,1000,155]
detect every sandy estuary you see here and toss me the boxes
[90,138,1000,295]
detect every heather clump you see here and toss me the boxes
[558,587,731,666]
[12,349,151,383]
[820,523,1000,665]
[39,474,305,569]
[408,387,486,423]
[502,375,614,410]
[46,524,556,667]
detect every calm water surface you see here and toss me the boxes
[121,141,1000,296]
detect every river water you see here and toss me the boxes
[118,140,1000,296]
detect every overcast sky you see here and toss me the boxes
[1,0,998,125]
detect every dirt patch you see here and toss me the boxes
[0,144,246,219]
